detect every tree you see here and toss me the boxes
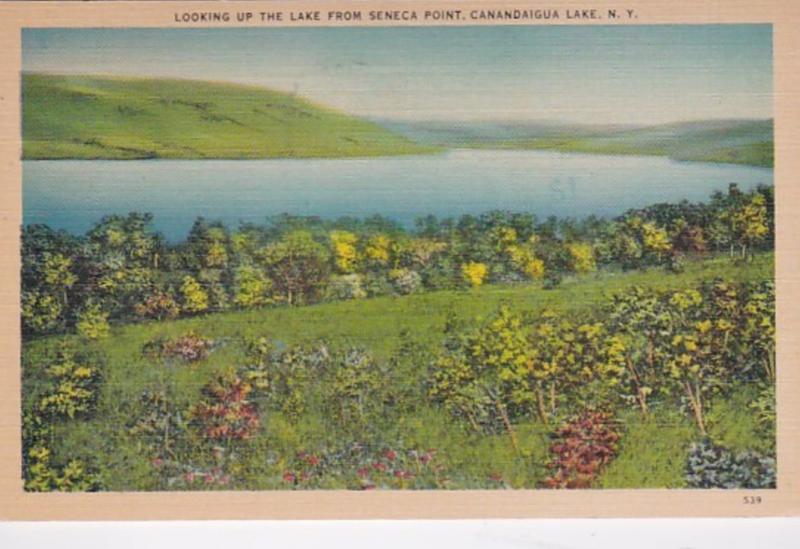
[22,225,80,292]
[83,213,163,319]
[363,233,392,269]
[183,218,231,270]
[663,287,724,434]
[731,194,769,259]
[230,227,264,260]
[607,286,672,414]
[196,268,230,311]
[526,313,569,423]
[396,238,447,272]
[85,212,161,267]
[430,307,534,450]
[330,231,359,273]
[640,222,672,264]
[133,289,180,320]
[21,291,63,335]
[327,348,386,431]
[180,275,209,314]
[232,264,272,308]
[536,236,572,287]
[388,268,422,295]
[260,231,330,306]
[42,253,78,308]
[739,281,776,382]
[21,226,81,335]
[534,319,627,414]
[708,183,748,256]
[607,222,643,270]
[672,220,707,253]
[507,235,546,281]
[567,242,596,274]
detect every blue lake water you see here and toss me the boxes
[23,149,773,242]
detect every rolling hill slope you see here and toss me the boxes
[22,73,436,160]
[378,118,774,167]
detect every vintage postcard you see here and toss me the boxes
[0,0,799,519]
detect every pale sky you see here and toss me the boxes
[22,25,773,124]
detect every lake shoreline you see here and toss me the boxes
[461,145,773,169]
[23,149,773,242]
[21,145,771,168]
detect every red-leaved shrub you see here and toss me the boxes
[134,291,180,320]
[143,332,214,363]
[542,411,620,489]
[191,371,260,441]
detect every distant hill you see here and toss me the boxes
[22,73,436,160]
[377,118,774,167]
[22,73,772,167]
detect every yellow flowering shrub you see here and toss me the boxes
[76,303,110,340]
[180,275,209,313]
[461,262,488,287]
[641,222,672,257]
[364,234,392,265]
[567,242,596,274]
[330,230,359,273]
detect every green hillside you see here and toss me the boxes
[380,118,774,167]
[23,73,771,166]
[22,73,436,160]
[23,252,773,490]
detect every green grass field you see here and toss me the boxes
[22,73,437,160]
[23,252,773,490]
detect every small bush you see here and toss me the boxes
[191,370,260,442]
[668,253,687,273]
[240,336,273,391]
[388,268,422,295]
[143,332,215,363]
[328,348,389,431]
[326,274,367,300]
[76,302,110,340]
[24,446,101,492]
[750,384,776,439]
[263,344,328,420]
[37,344,103,420]
[685,440,775,488]
[129,389,188,462]
[362,272,393,297]
[22,343,104,491]
[134,290,180,320]
[543,411,620,488]
[461,262,488,287]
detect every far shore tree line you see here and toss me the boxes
[22,183,773,339]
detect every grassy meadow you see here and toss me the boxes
[22,252,774,490]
